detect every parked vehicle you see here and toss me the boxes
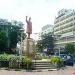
[59,54,67,61]
[59,54,73,66]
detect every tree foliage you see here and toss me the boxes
[65,43,75,55]
[9,22,26,49]
[36,32,54,54]
[0,19,26,53]
[0,31,7,50]
[36,40,43,52]
[41,33,54,49]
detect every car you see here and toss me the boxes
[59,54,67,61]
[59,54,73,66]
[65,59,73,66]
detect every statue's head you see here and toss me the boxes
[29,17,31,21]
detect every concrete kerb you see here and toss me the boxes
[26,69,58,72]
[0,68,58,72]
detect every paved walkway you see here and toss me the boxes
[0,66,74,75]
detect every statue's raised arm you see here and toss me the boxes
[26,16,28,23]
[26,16,32,38]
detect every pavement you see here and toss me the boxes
[0,69,73,75]
[0,66,74,75]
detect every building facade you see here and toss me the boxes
[38,24,54,40]
[41,24,53,34]
[54,9,75,51]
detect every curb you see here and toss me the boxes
[32,69,58,72]
[0,68,58,72]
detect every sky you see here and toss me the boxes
[0,0,75,35]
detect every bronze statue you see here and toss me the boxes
[26,16,32,38]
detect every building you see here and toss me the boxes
[54,9,75,51]
[42,24,53,34]
[41,24,53,34]
[11,20,24,28]
[38,24,54,41]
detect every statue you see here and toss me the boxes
[24,16,35,58]
[26,16,32,38]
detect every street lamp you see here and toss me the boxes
[58,34,61,56]
[54,34,61,56]
[33,33,38,69]
[19,28,25,55]
[33,33,38,52]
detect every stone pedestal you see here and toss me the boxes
[22,38,36,58]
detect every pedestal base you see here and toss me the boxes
[22,38,36,58]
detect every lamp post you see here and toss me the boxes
[58,34,61,56]
[33,33,38,53]
[20,29,24,55]
[55,34,61,56]
[33,33,38,69]
[59,46,60,56]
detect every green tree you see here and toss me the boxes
[65,43,75,55]
[0,19,26,53]
[36,40,43,53]
[36,32,54,54]
[9,21,26,50]
[0,31,7,50]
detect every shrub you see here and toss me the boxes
[9,56,22,69]
[0,54,15,67]
[22,56,33,70]
[51,56,62,63]
[0,54,8,60]
[50,56,63,68]
[0,54,15,61]
[0,54,33,69]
